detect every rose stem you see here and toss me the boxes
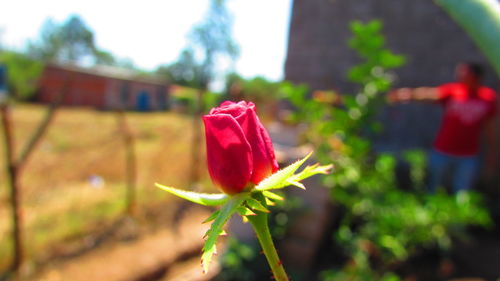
[248,209,290,281]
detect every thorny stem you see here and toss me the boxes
[247,196,289,281]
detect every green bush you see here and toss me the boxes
[0,51,43,101]
[281,20,491,281]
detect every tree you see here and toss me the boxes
[156,48,202,87]
[27,19,61,61]
[158,0,239,90]
[0,51,43,100]
[28,15,97,63]
[188,0,239,89]
[94,49,117,66]
[26,14,133,68]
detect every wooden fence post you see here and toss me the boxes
[116,110,137,215]
[0,76,70,272]
[1,105,23,272]
[189,89,203,188]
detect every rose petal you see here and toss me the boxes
[235,107,278,184]
[258,121,279,173]
[203,114,253,194]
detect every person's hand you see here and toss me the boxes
[387,88,412,104]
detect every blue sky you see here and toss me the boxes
[0,0,292,82]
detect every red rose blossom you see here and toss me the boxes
[203,101,279,194]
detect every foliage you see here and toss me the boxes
[93,49,117,66]
[268,195,304,240]
[281,20,491,280]
[216,238,264,281]
[168,85,219,114]
[26,14,134,68]
[0,51,43,100]
[156,49,202,88]
[223,73,281,104]
[156,0,238,90]
[435,0,500,77]
[28,15,96,63]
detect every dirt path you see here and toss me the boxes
[24,207,219,281]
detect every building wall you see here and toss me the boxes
[38,65,169,110]
[285,0,499,151]
[104,79,168,111]
[38,65,107,108]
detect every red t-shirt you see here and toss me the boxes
[433,83,497,156]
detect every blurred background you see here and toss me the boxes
[0,0,499,280]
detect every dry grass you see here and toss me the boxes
[0,104,213,272]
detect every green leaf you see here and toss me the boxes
[245,198,270,213]
[254,152,313,191]
[155,183,229,206]
[201,193,248,273]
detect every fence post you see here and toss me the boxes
[189,89,204,188]
[0,76,70,272]
[1,105,23,272]
[117,110,137,215]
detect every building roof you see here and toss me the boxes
[46,62,169,86]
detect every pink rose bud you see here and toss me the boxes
[203,101,279,194]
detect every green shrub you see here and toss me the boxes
[281,20,491,281]
[0,51,43,101]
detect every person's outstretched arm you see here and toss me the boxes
[387,87,440,103]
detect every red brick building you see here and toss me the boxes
[37,63,170,111]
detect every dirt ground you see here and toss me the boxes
[2,205,220,281]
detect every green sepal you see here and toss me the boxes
[254,152,312,192]
[286,179,306,190]
[246,197,270,213]
[254,156,333,192]
[237,206,257,216]
[241,215,249,223]
[201,193,249,273]
[265,197,276,206]
[288,163,333,183]
[155,183,229,206]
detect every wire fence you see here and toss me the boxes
[0,104,211,273]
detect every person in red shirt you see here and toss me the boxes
[388,62,498,193]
